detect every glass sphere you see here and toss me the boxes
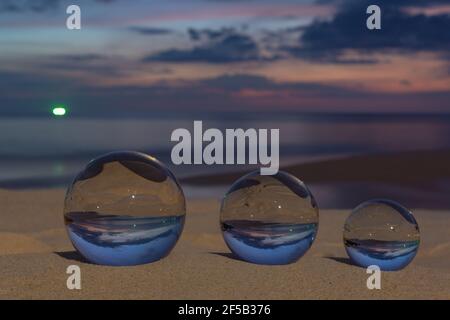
[64,151,185,266]
[343,199,420,271]
[220,170,319,265]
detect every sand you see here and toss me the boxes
[182,149,450,186]
[0,189,449,299]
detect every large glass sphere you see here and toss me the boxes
[64,151,185,266]
[343,199,420,271]
[220,170,319,265]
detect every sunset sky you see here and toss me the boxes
[1,0,450,118]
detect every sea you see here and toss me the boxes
[2,113,450,208]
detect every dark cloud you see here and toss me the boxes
[0,71,82,117]
[144,29,263,63]
[36,54,124,76]
[54,54,106,62]
[0,71,356,117]
[316,0,449,7]
[2,69,450,118]
[187,27,237,41]
[293,0,450,60]
[44,62,121,77]
[203,74,275,91]
[0,0,59,12]
[129,26,173,36]
[0,0,116,13]
[201,74,355,96]
[0,3,21,12]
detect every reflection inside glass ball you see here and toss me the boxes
[64,151,185,266]
[220,171,319,265]
[343,199,420,271]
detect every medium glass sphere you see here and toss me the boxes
[343,199,420,271]
[220,170,319,265]
[64,151,185,266]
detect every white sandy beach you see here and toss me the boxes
[0,189,449,299]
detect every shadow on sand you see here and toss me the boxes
[209,251,245,262]
[54,251,93,264]
[323,256,364,268]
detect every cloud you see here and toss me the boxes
[54,54,106,62]
[143,28,263,63]
[0,70,82,117]
[202,74,275,91]
[0,0,59,12]
[129,26,173,36]
[0,0,116,13]
[201,73,354,96]
[0,71,355,117]
[292,0,450,60]
[41,54,123,76]
[187,27,238,41]
[316,0,449,7]
[148,0,449,65]
[5,69,450,119]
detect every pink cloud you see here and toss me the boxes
[94,4,335,27]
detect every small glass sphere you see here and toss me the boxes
[343,199,420,271]
[220,170,319,265]
[64,151,185,266]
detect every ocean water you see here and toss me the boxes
[221,220,318,265]
[3,115,450,207]
[65,212,185,266]
[344,239,420,271]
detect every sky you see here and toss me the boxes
[1,0,450,118]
